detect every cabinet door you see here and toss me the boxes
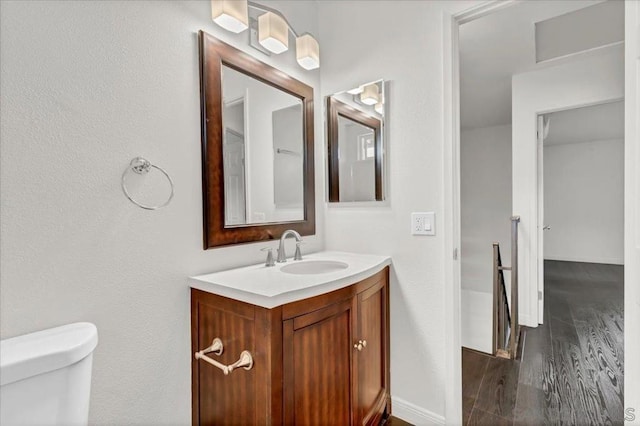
[354,279,389,425]
[192,295,257,426]
[283,298,355,426]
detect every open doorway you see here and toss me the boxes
[457,1,626,424]
[523,100,625,424]
[538,101,625,317]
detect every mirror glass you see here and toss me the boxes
[221,65,304,226]
[327,80,385,202]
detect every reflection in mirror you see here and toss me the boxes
[199,32,315,248]
[337,115,376,201]
[221,65,304,226]
[327,80,385,202]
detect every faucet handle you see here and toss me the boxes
[294,242,304,261]
[261,247,275,267]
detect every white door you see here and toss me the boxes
[224,129,247,226]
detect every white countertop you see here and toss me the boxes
[189,251,391,308]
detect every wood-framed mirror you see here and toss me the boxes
[199,31,315,248]
[327,80,385,202]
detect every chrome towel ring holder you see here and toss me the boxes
[121,157,174,210]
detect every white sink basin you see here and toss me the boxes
[189,251,391,308]
[280,260,349,275]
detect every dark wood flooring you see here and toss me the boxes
[387,416,413,426]
[462,260,624,425]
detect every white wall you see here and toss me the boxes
[317,1,478,422]
[272,105,304,210]
[544,139,624,265]
[460,124,512,354]
[461,124,512,293]
[624,1,640,420]
[511,46,624,327]
[0,1,323,424]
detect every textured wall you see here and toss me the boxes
[624,0,640,417]
[318,0,477,419]
[0,1,322,424]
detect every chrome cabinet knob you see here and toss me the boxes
[354,340,366,351]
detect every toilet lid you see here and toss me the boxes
[0,322,98,386]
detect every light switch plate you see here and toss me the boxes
[411,212,435,236]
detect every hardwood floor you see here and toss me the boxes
[386,416,414,426]
[462,260,624,425]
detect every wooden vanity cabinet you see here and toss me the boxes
[191,267,390,425]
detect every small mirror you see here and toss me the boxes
[327,80,385,202]
[199,32,315,248]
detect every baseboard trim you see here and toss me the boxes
[391,396,445,425]
[519,313,536,328]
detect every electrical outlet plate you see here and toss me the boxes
[411,212,435,236]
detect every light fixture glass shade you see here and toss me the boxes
[347,86,364,95]
[258,12,289,54]
[360,84,380,105]
[296,34,320,70]
[375,101,384,114]
[211,0,248,33]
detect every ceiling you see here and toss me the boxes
[459,0,610,130]
[544,100,624,146]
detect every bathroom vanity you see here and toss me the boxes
[189,252,391,425]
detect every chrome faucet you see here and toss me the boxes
[277,230,303,263]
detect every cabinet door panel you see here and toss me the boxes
[284,299,354,426]
[195,301,256,425]
[356,280,389,425]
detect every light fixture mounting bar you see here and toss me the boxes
[247,0,312,39]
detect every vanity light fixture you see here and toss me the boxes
[258,12,289,54]
[296,34,320,70]
[211,0,249,34]
[360,83,380,106]
[210,0,320,69]
[347,86,364,95]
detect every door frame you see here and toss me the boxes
[535,99,623,326]
[536,114,545,323]
[443,1,640,424]
[442,1,519,423]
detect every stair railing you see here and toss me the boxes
[492,216,520,359]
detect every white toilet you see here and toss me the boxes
[0,322,98,426]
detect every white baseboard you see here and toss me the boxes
[391,396,445,425]
[519,313,536,328]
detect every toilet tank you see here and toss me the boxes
[0,322,98,426]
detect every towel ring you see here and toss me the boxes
[121,157,174,210]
